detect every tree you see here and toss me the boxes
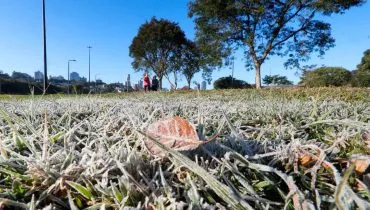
[180,40,202,88]
[214,76,251,89]
[263,75,293,85]
[357,49,370,72]
[189,0,364,89]
[352,70,370,87]
[0,71,10,79]
[352,49,370,87]
[129,17,187,90]
[11,71,33,81]
[299,67,351,87]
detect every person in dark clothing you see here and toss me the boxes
[151,75,159,91]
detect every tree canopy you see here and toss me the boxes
[129,17,187,89]
[357,49,370,72]
[352,49,370,87]
[189,0,364,88]
[299,67,351,87]
[263,75,293,85]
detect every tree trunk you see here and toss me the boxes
[159,76,163,90]
[255,63,262,89]
[173,71,178,90]
[187,79,191,89]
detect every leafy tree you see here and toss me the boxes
[181,41,201,88]
[263,75,293,85]
[11,71,33,81]
[352,49,370,87]
[129,17,187,90]
[189,0,364,89]
[351,70,370,87]
[357,49,370,72]
[214,76,251,89]
[0,71,10,79]
[166,41,191,90]
[300,67,351,87]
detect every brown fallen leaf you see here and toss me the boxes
[298,149,331,171]
[362,131,370,151]
[349,155,370,174]
[145,116,210,157]
[299,149,321,167]
[299,153,314,166]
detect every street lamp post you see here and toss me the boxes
[87,46,92,91]
[67,59,76,94]
[42,0,48,94]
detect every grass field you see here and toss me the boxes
[0,88,370,209]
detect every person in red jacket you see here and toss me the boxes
[143,73,150,92]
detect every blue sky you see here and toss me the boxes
[0,0,369,89]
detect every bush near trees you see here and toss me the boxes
[213,76,252,89]
[299,67,352,87]
[263,75,293,85]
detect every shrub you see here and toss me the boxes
[351,70,370,87]
[213,76,252,89]
[299,67,352,87]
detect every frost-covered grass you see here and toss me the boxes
[0,88,370,209]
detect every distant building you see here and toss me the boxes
[201,81,207,90]
[127,74,131,89]
[70,72,80,81]
[34,71,43,82]
[134,84,139,90]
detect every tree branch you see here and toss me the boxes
[260,1,306,63]
[270,10,316,54]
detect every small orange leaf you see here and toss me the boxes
[145,116,204,157]
[350,156,370,174]
[299,153,314,166]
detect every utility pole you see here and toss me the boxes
[87,46,92,91]
[42,0,48,94]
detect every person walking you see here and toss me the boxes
[151,75,159,91]
[143,73,150,92]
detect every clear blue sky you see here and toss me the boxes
[0,0,369,88]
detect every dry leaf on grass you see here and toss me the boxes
[362,131,370,151]
[145,116,207,157]
[362,131,370,141]
[350,155,370,174]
